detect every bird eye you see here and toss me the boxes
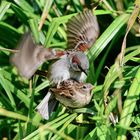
[82,85,87,89]
[71,63,79,71]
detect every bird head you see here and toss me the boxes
[69,51,89,75]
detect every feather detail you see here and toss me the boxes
[36,92,57,120]
[67,10,99,51]
[50,80,93,108]
[11,32,65,79]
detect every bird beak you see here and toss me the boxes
[83,70,88,76]
[78,65,88,76]
[90,85,94,90]
[87,84,94,91]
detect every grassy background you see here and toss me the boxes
[0,0,140,140]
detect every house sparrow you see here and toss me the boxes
[48,50,89,86]
[11,10,99,79]
[67,10,99,51]
[11,32,65,79]
[36,79,93,119]
[10,33,89,85]
[51,79,93,108]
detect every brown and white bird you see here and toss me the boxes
[51,80,93,108]
[36,79,93,120]
[49,10,99,85]
[11,10,99,120]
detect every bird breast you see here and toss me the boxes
[49,57,71,84]
[70,71,87,82]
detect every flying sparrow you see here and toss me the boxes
[67,10,99,51]
[36,79,93,119]
[47,10,100,85]
[10,32,89,86]
[11,32,65,79]
[11,10,99,81]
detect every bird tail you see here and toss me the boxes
[36,91,57,120]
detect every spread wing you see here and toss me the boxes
[67,10,99,51]
[11,32,65,79]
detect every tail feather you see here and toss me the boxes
[36,92,57,120]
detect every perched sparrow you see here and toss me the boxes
[48,50,89,85]
[67,10,99,51]
[51,80,93,108]
[36,79,93,119]
[11,32,65,79]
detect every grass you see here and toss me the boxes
[0,0,140,140]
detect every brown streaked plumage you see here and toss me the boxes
[50,79,93,108]
[67,10,99,51]
[36,79,93,120]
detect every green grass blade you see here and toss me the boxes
[87,14,130,61]
[117,67,140,140]
[0,1,11,20]
[0,69,16,109]
[0,108,27,121]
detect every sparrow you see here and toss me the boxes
[10,32,89,86]
[11,32,65,79]
[48,50,89,86]
[11,10,99,81]
[48,10,100,85]
[51,79,93,108]
[36,79,93,120]
[11,9,99,80]
[67,10,99,51]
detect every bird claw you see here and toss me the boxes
[57,81,61,89]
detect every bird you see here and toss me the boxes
[48,50,89,86]
[42,10,99,85]
[36,79,93,120]
[10,32,65,79]
[11,10,99,120]
[51,79,93,108]
[67,10,99,51]
[11,10,99,83]
[10,33,89,87]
